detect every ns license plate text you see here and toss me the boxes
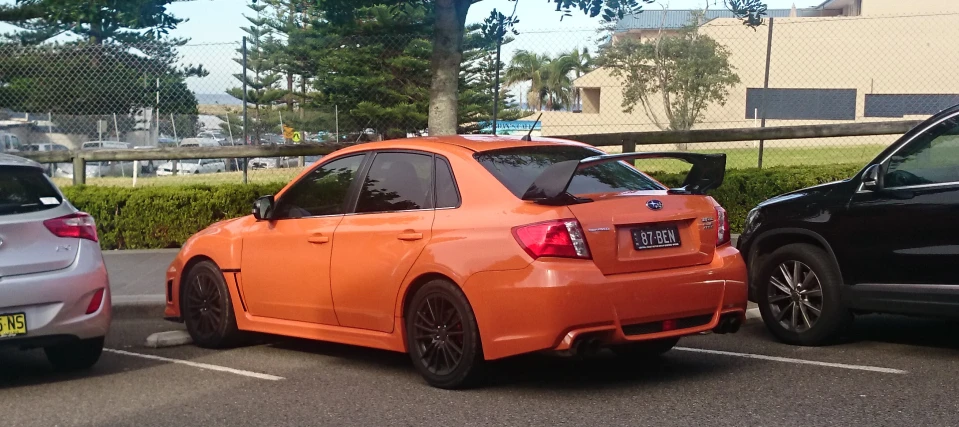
[0,313,27,338]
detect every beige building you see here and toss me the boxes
[543,0,959,154]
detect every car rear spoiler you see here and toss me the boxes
[520,152,726,205]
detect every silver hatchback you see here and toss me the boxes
[0,154,111,371]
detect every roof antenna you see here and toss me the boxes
[521,113,543,141]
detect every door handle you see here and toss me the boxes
[307,234,330,244]
[397,232,423,241]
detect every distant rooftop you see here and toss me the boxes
[614,8,837,32]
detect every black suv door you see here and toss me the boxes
[840,113,959,306]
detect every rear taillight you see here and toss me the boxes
[512,219,592,260]
[43,212,99,242]
[715,206,730,246]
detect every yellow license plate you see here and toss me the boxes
[0,313,27,338]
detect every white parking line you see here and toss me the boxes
[674,347,908,374]
[104,348,285,381]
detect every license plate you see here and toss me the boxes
[631,225,681,250]
[0,313,27,338]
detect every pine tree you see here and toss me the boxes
[226,0,287,144]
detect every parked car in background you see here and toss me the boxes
[248,156,299,170]
[737,104,959,346]
[21,143,70,177]
[155,137,228,176]
[0,132,23,154]
[156,158,226,176]
[57,141,136,179]
[0,153,111,371]
[163,135,747,389]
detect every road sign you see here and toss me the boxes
[282,125,294,140]
[292,131,301,143]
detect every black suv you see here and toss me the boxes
[737,104,959,346]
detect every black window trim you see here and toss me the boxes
[873,110,959,191]
[270,151,372,221]
[433,155,462,210]
[345,148,439,216]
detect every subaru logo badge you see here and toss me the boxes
[646,199,663,210]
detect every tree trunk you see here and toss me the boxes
[427,0,470,136]
[287,72,294,110]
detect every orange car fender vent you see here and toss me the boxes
[622,314,713,336]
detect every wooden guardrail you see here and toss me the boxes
[17,119,924,185]
[18,143,356,185]
[552,119,923,149]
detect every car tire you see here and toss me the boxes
[757,243,852,346]
[182,260,243,349]
[405,279,485,390]
[44,336,104,371]
[610,337,679,358]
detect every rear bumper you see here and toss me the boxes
[0,240,111,348]
[462,245,747,360]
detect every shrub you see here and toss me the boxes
[62,183,286,250]
[648,163,863,233]
[61,163,864,250]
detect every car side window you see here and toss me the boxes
[355,152,433,214]
[885,116,959,188]
[434,157,460,208]
[274,154,364,219]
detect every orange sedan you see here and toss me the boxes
[164,135,747,389]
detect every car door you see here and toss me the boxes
[239,153,367,325]
[329,151,435,333]
[843,113,959,286]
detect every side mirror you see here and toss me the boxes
[861,164,881,191]
[253,195,275,221]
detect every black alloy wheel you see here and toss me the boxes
[406,279,484,389]
[182,260,242,348]
[757,243,852,346]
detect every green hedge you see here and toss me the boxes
[650,163,863,233]
[64,163,863,250]
[62,183,285,250]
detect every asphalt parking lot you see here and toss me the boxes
[3,312,959,426]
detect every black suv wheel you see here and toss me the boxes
[757,243,852,346]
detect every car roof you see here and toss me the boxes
[335,134,596,156]
[0,153,42,169]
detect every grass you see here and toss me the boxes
[631,144,885,174]
[50,144,886,188]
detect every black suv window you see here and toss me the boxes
[885,116,959,188]
[0,166,62,216]
[474,146,664,198]
[274,154,364,219]
[434,157,460,208]
[355,152,433,214]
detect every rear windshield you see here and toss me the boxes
[0,166,62,215]
[474,146,664,198]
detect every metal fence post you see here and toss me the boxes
[241,36,249,184]
[72,154,85,185]
[758,17,774,169]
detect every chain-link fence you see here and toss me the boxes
[3,10,957,186]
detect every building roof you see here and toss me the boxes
[614,8,824,32]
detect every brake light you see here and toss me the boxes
[43,212,99,242]
[715,206,730,246]
[512,219,591,260]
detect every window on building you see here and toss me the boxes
[745,88,857,120]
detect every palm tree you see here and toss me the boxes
[565,47,593,110]
[505,48,594,112]
[504,50,548,111]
